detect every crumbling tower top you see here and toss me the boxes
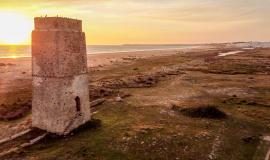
[32,16,87,78]
[34,17,82,31]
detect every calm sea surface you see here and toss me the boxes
[0,44,199,58]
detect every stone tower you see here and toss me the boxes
[32,17,90,135]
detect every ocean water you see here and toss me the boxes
[0,44,199,58]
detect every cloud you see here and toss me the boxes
[1,0,269,43]
[2,0,270,23]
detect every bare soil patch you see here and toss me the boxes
[173,105,227,119]
[0,101,31,121]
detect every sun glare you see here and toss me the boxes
[0,12,33,44]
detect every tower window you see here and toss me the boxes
[75,96,81,112]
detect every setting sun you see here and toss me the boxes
[0,11,32,44]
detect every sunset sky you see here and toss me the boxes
[0,0,270,45]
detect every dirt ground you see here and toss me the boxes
[1,46,270,160]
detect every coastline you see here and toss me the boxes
[0,46,211,93]
[0,44,206,59]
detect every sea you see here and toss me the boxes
[0,44,200,58]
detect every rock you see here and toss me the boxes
[115,96,123,102]
[90,98,106,108]
[242,136,258,143]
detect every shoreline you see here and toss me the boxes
[0,45,206,59]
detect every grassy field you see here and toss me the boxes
[3,48,270,160]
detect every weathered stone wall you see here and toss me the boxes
[32,17,90,135]
[32,20,86,77]
[32,75,90,134]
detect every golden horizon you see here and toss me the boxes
[0,1,270,45]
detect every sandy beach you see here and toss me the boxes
[1,45,270,159]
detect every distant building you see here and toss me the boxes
[32,17,91,135]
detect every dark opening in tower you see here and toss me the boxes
[75,96,81,112]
